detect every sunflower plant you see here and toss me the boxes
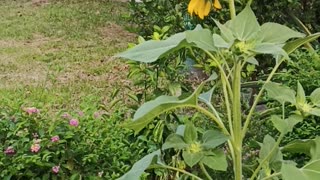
[116,0,320,179]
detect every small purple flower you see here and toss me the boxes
[78,111,84,117]
[30,144,41,153]
[4,146,15,155]
[61,113,72,119]
[52,165,60,174]
[25,107,40,115]
[69,119,79,127]
[93,111,101,119]
[51,135,60,142]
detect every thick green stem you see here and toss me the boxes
[232,61,242,180]
[222,73,234,138]
[242,59,285,138]
[250,133,285,180]
[199,162,213,180]
[229,0,236,19]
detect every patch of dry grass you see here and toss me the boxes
[0,0,137,114]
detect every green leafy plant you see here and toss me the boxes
[126,25,188,103]
[116,0,320,179]
[0,105,146,179]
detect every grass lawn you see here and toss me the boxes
[0,0,136,115]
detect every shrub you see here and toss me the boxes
[0,105,146,179]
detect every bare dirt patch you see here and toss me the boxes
[99,22,137,47]
[55,23,137,87]
[0,34,65,88]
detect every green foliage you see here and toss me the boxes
[118,150,161,180]
[0,106,145,179]
[281,137,320,180]
[130,0,320,43]
[270,48,320,146]
[117,4,320,180]
[121,122,228,179]
[252,0,320,34]
[116,32,187,63]
[128,0,186,36]
[124,79,206,134]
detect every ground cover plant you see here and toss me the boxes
[0,0,148,179]
[117,0,320,179]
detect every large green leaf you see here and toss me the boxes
[309,108,320,117]
[281,137,320,180]
[265,82,296,104]
[297,82,306,105]
[213,20,235,43]
[201,150,227,171]
[283,33,320,54]
[201,130,228,149]
[270,115,302,134]
[310,137,320,161]
[186,27,216,51]
[259,135,283,173]
[176,125,185,136]
[259,135,281,161]
[282,137,320,159]
[125,83,205,134]
[228,5,260,41]
[184,121,198,144]
[282,139,314,156]
[310,88,320,107]
[118,150,161,180]
[115,32,187,63]
[258,22,305,44]
[281,160,320,180]
[212,34,231,48]
[182,150,204,167]
[162,134,188,150]
[252,43,288,58]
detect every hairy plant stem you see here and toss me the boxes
[222,73,234,138]
[204,50,233,100]
[229,0,236,19]
[250,133,285,180]
[242,59,285,139]
[149,164,203,180]
[232,61,242,180]
[199,162,213,180]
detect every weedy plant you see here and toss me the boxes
[116,0,320,179]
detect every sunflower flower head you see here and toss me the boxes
[188,0,222,19]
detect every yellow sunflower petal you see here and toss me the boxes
[203,0,211,17]
[188,0,198,15]
[213,0,222,10]
[197,0,207,19]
